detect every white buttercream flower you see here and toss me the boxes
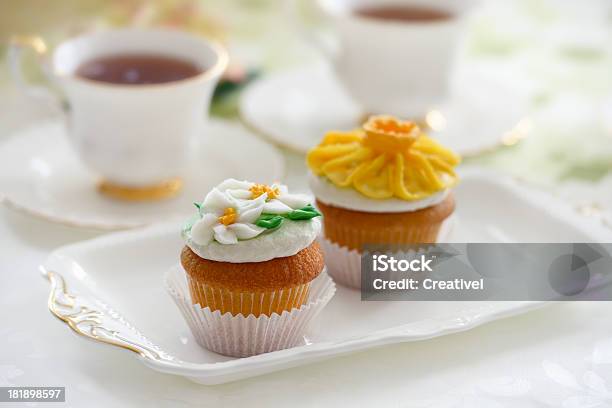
[189,179,314,246]
[223,180,312,214]
[191,189,266,246]
[273,184,311,211]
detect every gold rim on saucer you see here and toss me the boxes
[97,178,183,201]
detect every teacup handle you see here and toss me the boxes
[8,35,65,111]
[285,0,338,61]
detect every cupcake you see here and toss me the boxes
[167,179,335,357]
[182,179,324,315]
[306,115,460,288]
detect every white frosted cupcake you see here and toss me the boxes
[181,179,325,316]
[167,179,336,357]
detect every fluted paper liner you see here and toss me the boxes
[320,217,455,289]
[319,238,362,289]
[165,265,335,357]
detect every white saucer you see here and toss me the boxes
[0,119,284,230]
[240,64,531,156]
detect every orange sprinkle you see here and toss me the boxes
[250,184,280,200]
[218,207,237,225]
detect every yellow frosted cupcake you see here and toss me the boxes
[307,115,460,287]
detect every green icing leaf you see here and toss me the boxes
[286,205,321,220]
[255,214,283,229]
[255,205,320,229]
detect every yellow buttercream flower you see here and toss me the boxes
[307,115,461,200]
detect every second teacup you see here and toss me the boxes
[311,0,476,118]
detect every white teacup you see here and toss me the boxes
[9,29,227,198]
[307,0,476,118]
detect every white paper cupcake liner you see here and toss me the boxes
[319,238,362,289]
[319,216,455,289]
[165,265,336,358]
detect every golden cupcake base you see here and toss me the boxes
[316,194,455,251]
[187,279,311,317]
[97,178,183,201]
[180,243,325,317]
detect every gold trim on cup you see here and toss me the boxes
[97,178,183,201]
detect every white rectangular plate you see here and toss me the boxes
[41,170,612,384]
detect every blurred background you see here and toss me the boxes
[1,0,612,214]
